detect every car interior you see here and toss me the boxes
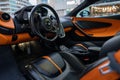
[0,0,120,80]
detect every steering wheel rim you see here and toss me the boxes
[29,4,65,41]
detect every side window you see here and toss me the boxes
[76,7,91,17]
[76,0,120,18]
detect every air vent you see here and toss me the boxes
[0,13,10,21]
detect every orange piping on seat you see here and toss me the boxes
[75,44,88,50]
[42,56,62,74]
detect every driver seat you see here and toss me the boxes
[25,52,84,80]
[25,51,120,80]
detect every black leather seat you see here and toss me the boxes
[26,52,83,80]
[25,35,120,80]
[79,35,120,79]
[100,35,120,58]
[69,42,101,64]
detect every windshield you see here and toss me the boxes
[0,0,84,17]
[1,0,119,17]
[29,0,85,16]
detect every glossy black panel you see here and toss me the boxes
[0,26,14,34]
[76,21,112,29]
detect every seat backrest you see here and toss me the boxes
[25,52,81,80]
[100,35,120,57]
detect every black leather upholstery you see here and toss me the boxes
[32,53,65,78]
[26,52,81,80]
[59,45,85,72]
[79,57,108,78]
[100,35,120,58]
[60,51,85,72]
[70,42,101,64]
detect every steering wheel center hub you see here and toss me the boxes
[43,17,52,31]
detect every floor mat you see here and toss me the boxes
[0,46,26,80]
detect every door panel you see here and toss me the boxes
[72,17,120,37]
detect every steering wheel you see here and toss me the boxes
[29,4,65,41]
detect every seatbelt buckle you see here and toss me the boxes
[99,61,113,75]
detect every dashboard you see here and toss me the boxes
[0,5,72,45]
[0,6,47,45]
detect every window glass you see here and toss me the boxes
[77,0,120,17]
